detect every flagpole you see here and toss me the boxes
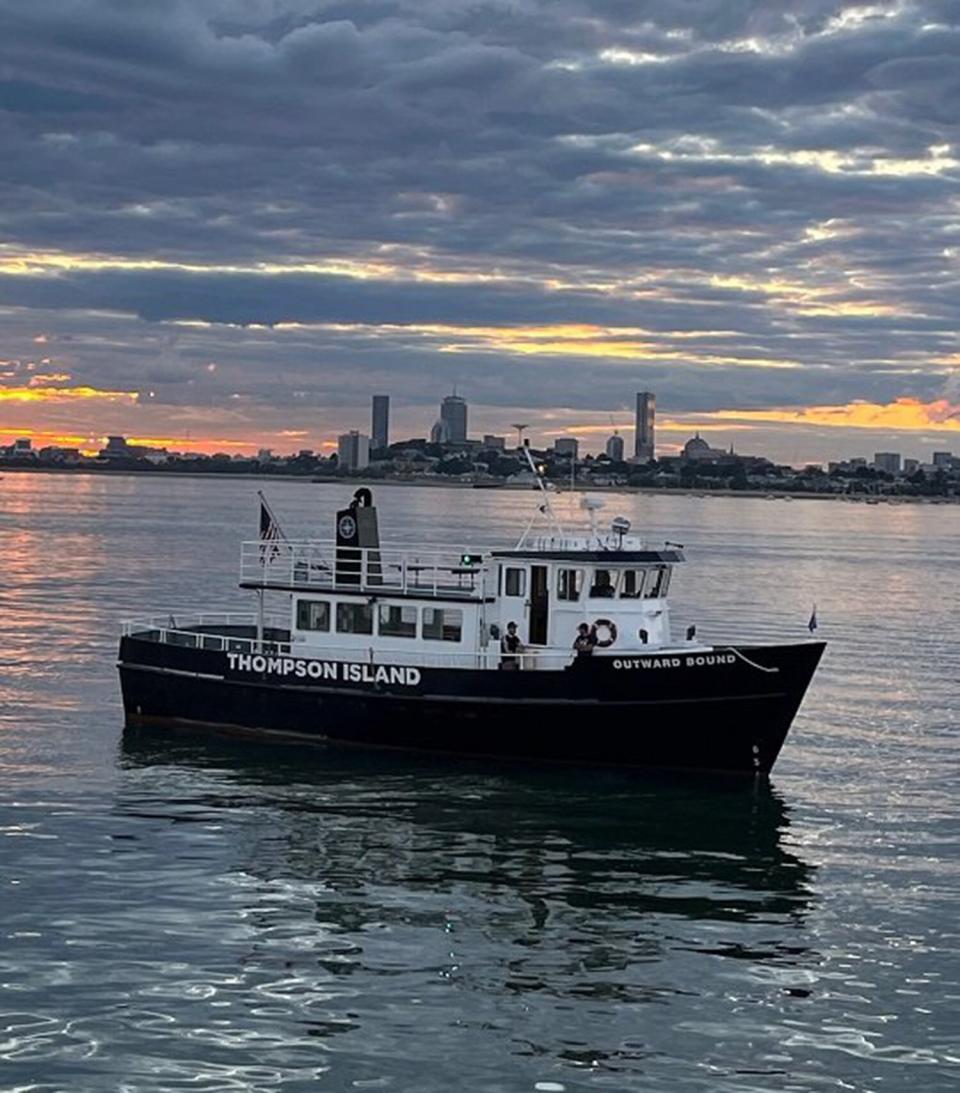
[256,490,274,651]
[256,490,290,650]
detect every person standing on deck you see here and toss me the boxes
[500,621,523,670]
[573,622,597,659]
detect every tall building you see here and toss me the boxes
[933,451,954,468]
[605,433,624,461]
[554,437,579,459]
[338,431,370,472]
[440,393,468,442]
[634,392,655,461]
[371,395,390,450]
[874,452,901,474]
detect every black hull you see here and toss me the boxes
[118,636,824,775]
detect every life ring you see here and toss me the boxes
[593,618,618,647]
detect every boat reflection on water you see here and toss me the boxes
[120,728,817,932]
[117,730,822,1077]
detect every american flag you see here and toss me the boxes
[258,491,286,563]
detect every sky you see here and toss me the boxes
[1,0,959,463]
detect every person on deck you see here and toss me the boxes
[573,622,597,658]
[590,570,615,597]
[500,621,524,670]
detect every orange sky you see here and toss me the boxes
[3,386,958,461]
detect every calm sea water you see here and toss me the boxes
[1,473,958,1092]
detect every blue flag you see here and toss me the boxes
[808,605,818,633]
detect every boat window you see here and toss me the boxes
[423,607,463,642]
[589,569,617,598]
[620,570,644,599]
[336,601,374,634]
[504,567,526,597]
[557,568,581,601]
[296,599,330,631]
[378,604,417,638]
[644,567,670,599]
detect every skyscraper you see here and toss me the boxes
[371,394,390,450]
[606,433,624,461]
[634,392,655,461]
[440,393,468,442]
[338,431,370,472]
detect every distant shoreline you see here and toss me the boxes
[2,464,957,502]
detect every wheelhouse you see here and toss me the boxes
[488,546,682,653]
[231,489,686,670]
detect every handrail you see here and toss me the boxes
[240,539,490,598]
[120,615,716,669]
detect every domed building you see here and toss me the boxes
[682,433,724,462]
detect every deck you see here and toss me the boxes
[240,539,490,599]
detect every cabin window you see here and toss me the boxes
[423,607,463,642]
[504,567,526,597]
[644,567,670,599]
[336,601,374,635]
[296,599,330,631]
[557,568,582,601]
[620,570,644,599]
[378,604,417,638]
[589,568,617,598]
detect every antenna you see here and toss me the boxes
[515,443,566,547]
[511,423,529,448]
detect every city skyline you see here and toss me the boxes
[1,2,959,464]
[8,382,955,472]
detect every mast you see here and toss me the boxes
[516,441,566,547]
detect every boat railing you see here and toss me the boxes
[525,533,649,552]
[240,539,490,598]
[121,615,582,669]
[121,613,293,655]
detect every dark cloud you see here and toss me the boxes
[0,0,958,456]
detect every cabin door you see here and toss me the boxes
[529,565,549,645]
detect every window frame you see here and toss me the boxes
[644,566,671,599]
[504,566,526,597]
[377,603,418,639]
[296,599,331,631]
[557,567,582,602]
[335,600,374,635]
[422,606,464,643]
[620,570,645,599]
[589,568,619,598]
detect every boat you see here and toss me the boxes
[117,473,825,775]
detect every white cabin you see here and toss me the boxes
[238,525,685,672]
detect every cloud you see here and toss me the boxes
[0,383,136,404]
[693,396,960,432]
[0,0,958,461]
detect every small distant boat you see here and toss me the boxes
[118,467,824,775]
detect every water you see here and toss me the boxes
[1,474,958,1091]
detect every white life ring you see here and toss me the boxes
[593,618,618,648]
